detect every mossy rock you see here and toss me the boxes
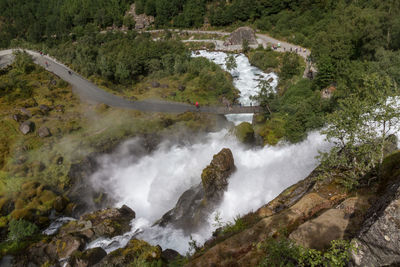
[52,196,69,213]
[234,122,255,144]
[0,216,8,228]
[10,208,33,221]
[123,239,162,261]
[38,190,57,205]
[14,199,26,210]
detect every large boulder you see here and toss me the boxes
[60,205,136,242]
[201,148,235,202]
[69,247,107,267]
[350,152,400,266]
[19,120,35,134]
[224,27,257,46]
[96,239,162,267]
[234,122,255,145]
[156,148,235,232]
[289,196,370,250]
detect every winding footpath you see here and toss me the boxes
[0,49,262,114]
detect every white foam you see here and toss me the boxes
[192,51,278,125]
[88,130,330,254]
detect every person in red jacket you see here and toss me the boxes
[195,102,199,110]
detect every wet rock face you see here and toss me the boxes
[202,148,235,202]
[156,148,235,233]
[350,174,400,266]
[224,26,257,46]
[19,205,135,266]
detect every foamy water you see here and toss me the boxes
[85,51,329,255]
[192,51,278,125]
[86,130,330,254]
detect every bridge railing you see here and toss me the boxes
[207,105,262,114]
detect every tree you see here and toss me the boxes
[317,94,376,190]
[317,74,400,189]
[225,54,237,71]
[362,74,400,165]
[242,39,250,53]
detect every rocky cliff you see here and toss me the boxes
[156,148,236,233]
[350,152,400,266]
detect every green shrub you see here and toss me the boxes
[259,237,353,267]
[8,219,39,241]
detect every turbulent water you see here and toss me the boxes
[192,50,278,125]
[85,51,330,254]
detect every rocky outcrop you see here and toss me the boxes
[289,196,370,250]
[186,169,352,267]
[59,205,135,242]
[201,148,235,202]
[350,152,400,266]
[224,27,257,46]
[126,4,154,30]
[156,148,235,233]
[234,122,255,145]
[18,205,135,266]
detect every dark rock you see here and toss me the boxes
[69,247,107,267]
[156,148,235,233]
[350,156,400,266]
[12,114,22,122]
[0,197,14,216]
[19,120,35,134]
[169,92,177,97]
[224,27,257,46]
[38,126,51,138]
[151,81,160,88]
[39,104,51,113]
[201,148,236,202]
[160,84,169,88]
[119,204,135,218]
[53,196,69,213]
[178,85,186,92]
[161,249,181,262]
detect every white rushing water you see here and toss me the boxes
[86,51,330,255]
[192,50,278,125]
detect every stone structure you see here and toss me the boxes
[224,27,258,46]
